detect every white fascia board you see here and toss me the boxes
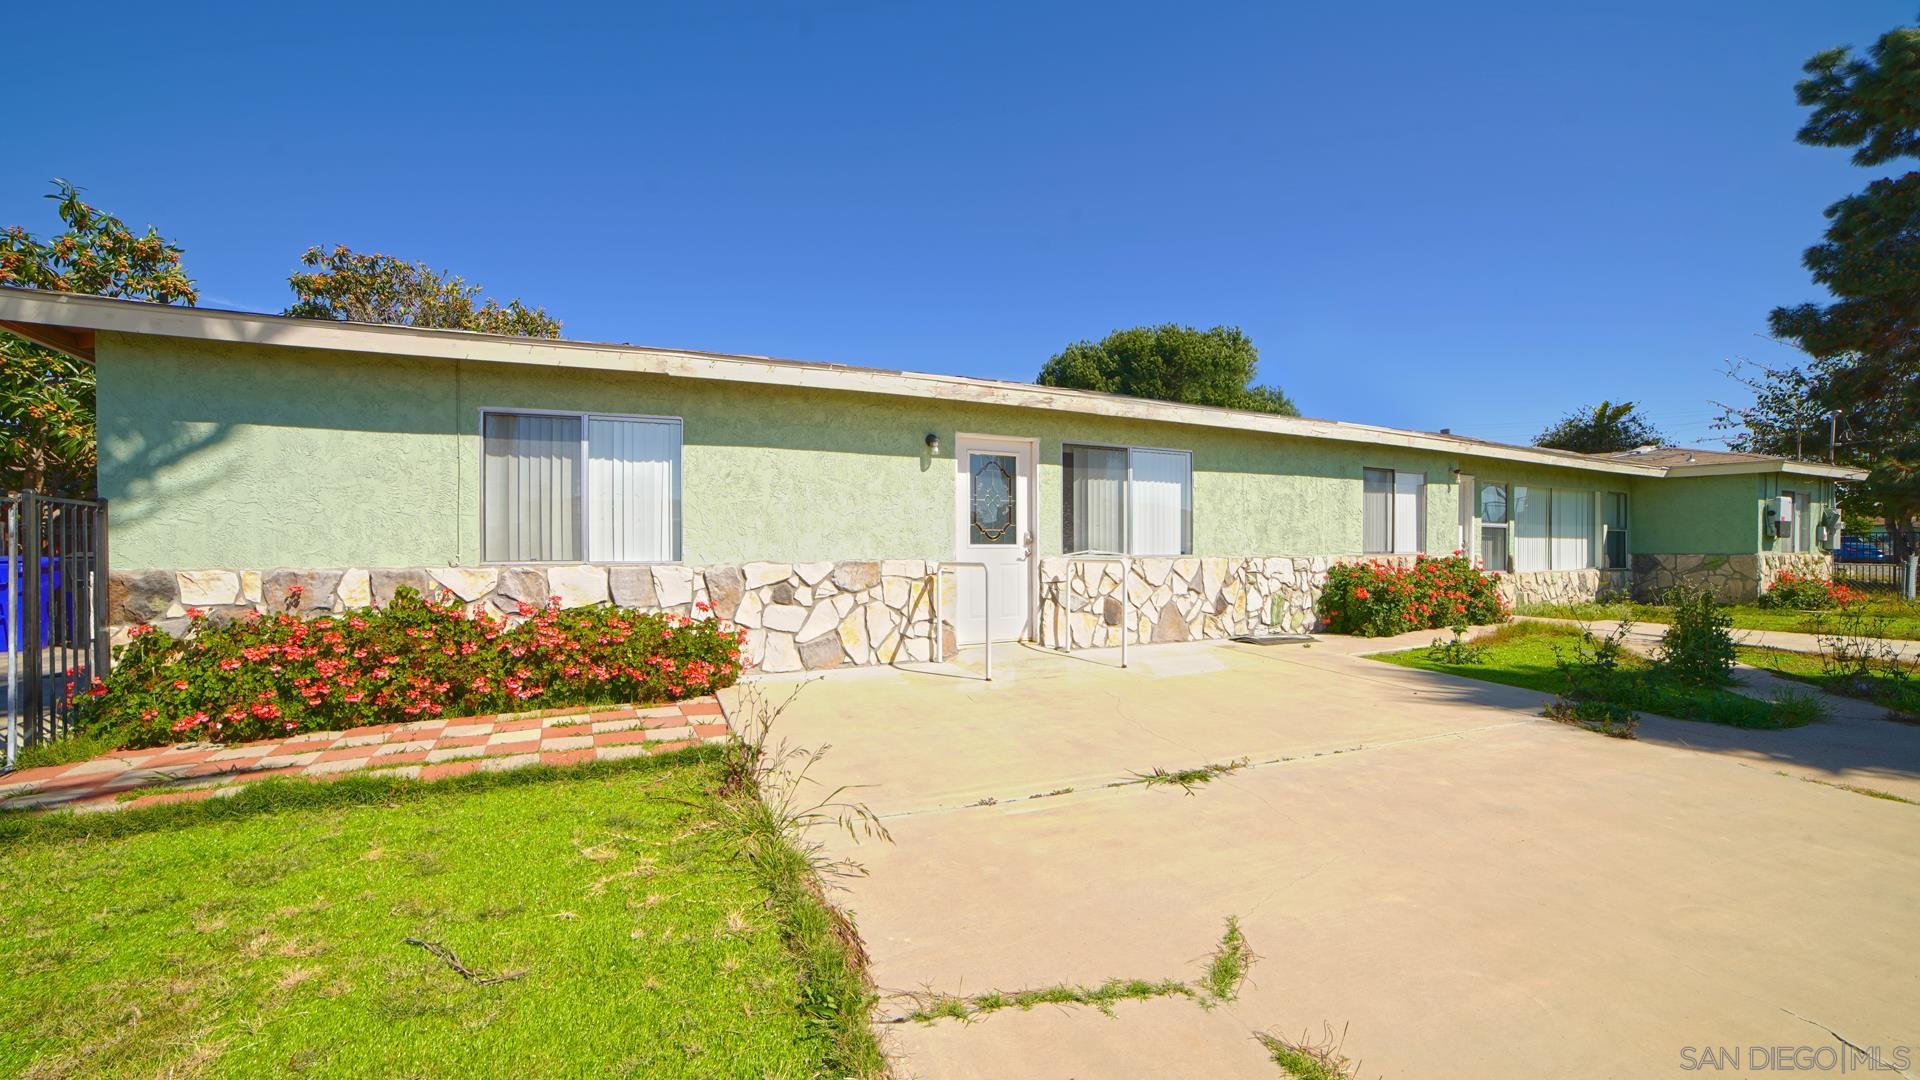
[0,287,1671,478]
[1662,461,1868,481]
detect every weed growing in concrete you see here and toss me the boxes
[897,916,1254,1023]
[1258,1024,1359,1079]
[1199,916,1255,1003]
[1130,758,1249,795]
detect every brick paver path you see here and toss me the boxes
[0,699,728,814]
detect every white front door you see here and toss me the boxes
[953,435,1034,644]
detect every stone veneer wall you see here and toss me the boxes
[1033,556,1613,648]
[108,556,1626,672]
[107,562,952,674]
[1630,552,1833,603]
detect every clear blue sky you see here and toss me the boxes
[8,2,1908,447]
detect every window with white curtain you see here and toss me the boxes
[1362,468,1425,554]
[1512,485,1550,572]
[1508,484,1598,573]
[483,410,682,563]
[1550,489,1595,570]
[1062,444,1191,555]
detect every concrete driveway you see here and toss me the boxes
[727,636,1920,1079]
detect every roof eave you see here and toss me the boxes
[0,287,1672,477]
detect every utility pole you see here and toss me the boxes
[1829,410,1838,464]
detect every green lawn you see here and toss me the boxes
[1737,645,1920,720]
[1374,622,1812,729]
[1516,596,1920,641]
[0,750,883,1078]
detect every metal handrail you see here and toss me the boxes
[1054,552,1130,669]
[931,561,993,681]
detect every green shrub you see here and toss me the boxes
[1765,689,1830,728]
[1424,625,1488,665]
[1655,588,1737,686]
[70,587,745,749]
[1318,555,1507,637]
[1543,698,1638,739]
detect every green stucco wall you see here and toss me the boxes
[94,333,1786,572]
[1623,473,1833,556]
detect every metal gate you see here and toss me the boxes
[5,493,110,766]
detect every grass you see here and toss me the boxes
[1129,758,1249,794]
[902,916,1253,1024]
[1799,775,1918,805]
[10,730,121,772]
[0,747,885,1078]
[1258,1029,1357,1080]
[1516,594,1920,640]
[1739,645,1920,720]
[1374,621,1813,729]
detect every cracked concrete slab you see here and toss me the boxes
[735,638,1920,1078]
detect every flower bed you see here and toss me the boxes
[1317,554,1508,637]
[71,587,744,749]
[1757,570,1862,611]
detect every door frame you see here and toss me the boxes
[951,432,1040,642]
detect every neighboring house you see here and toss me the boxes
[0,289,1866,672]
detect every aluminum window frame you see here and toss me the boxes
[478,406,685,565]
[1061,441,1194,556]
[1363,467,1426,556]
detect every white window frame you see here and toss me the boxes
[1477,480,1511,572]
[479,407,684,565]
[1602,491,1629,572]
[1061,442,1193,556]
[1363,467,1426,555]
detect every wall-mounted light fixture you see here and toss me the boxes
[924,433,940,454]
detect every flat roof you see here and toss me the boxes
[0,288,1866,482]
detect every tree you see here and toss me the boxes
[1738,20,1920,562]
[1714,352,1919,563]
[285,245,562,337]
[1035,324,1298,415]
[1532,400,1666,454]
[0,181,197,495]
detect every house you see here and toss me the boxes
[0,288,1866,672]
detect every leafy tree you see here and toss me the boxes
[1532,400,1666,454]
[0,181,197,496]
[286,245,562,337]
[1735,20,1920,561]
[1035,324,1297,415]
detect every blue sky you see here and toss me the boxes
[8,2,1908,447]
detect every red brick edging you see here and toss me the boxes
[0,699,729,814]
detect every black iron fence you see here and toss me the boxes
[5,493,109,763]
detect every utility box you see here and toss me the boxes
[1769,495,1794,538]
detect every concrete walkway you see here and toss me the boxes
[732,637,1920,1079]
[1522,614,1920,662]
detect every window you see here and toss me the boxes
[1362,468,1425,555]
[1509,484,1598,573]
[1603,492,1628,571]
[482,410,682,563]
[1795,490,1811,552]
[1062,444,1191,555]
[1478,481,1510,572]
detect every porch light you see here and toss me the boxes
[925,433,940,454]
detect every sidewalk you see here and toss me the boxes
[1519,615,1920,660]
[0,698,728,814]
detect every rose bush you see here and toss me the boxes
[1757,570,1862,611]
[1317,554,1507,637]
[70,587,744,749]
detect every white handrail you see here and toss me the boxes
[932,561,993,681]
[1054,552,1130,669]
